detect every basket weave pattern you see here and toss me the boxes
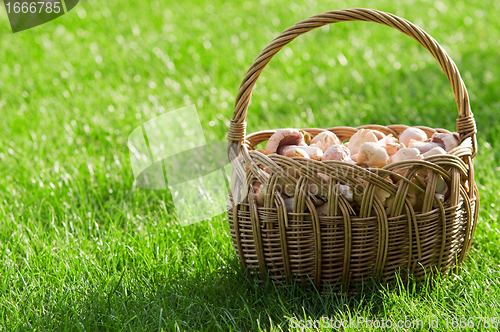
[226,9,479,290]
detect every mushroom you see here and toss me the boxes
[308,174,332,200]
[390,148,423,179]
[408,139,438,154]
[255,170,296,200]
[284,147,310,158]
[430,132,459,151]
[433,193,445,208]
[283,197,294,212]
[262,167,272,175]
[371,130,386,140]
[374,177,394,206]
[357,142,390,168]
[252,181,264,206]
[318,172,330,182]
[284,146,323,160]
[316,202,329,216]
[375,186,391,206]
[337,184,354,202]
[379,134,405,156]
[384,196,395,213]
[352,182,366,206]
[418,171,448,197]
[421,173,449,209]
[398,127,428,147]
[264,128,307,155]
[435,175,448,196]
[422,146,447,157]
[390,147,423,163]
[285,167,301,179]
[347,129,379,155]
[307,181,327,200]
[407,182,425,212]
[310,131,341,152]
[322,144,351,162]
[281,181,296,197]
[353,178,392,207]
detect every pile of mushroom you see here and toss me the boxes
[251,127,460,214]
[261,127,458,163]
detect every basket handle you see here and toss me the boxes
[228,8,477,157]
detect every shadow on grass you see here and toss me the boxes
[65,257,444,331]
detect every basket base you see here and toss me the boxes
[228,194,477,292]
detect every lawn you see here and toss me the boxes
[0,0,500,330]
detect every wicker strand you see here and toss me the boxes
[227,120,247,143]
[458,186,474,264]
[232,203,247,270]
[457,115,478,142]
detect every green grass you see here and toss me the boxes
[1,0,500,330]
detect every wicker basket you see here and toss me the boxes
[226,8,479,291]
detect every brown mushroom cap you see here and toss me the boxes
[430,132,459,151]
[372,130,386,140]
[264,128,306,155]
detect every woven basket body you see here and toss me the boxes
[226,9,479,291]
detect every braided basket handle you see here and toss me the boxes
[228,8,477,157]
